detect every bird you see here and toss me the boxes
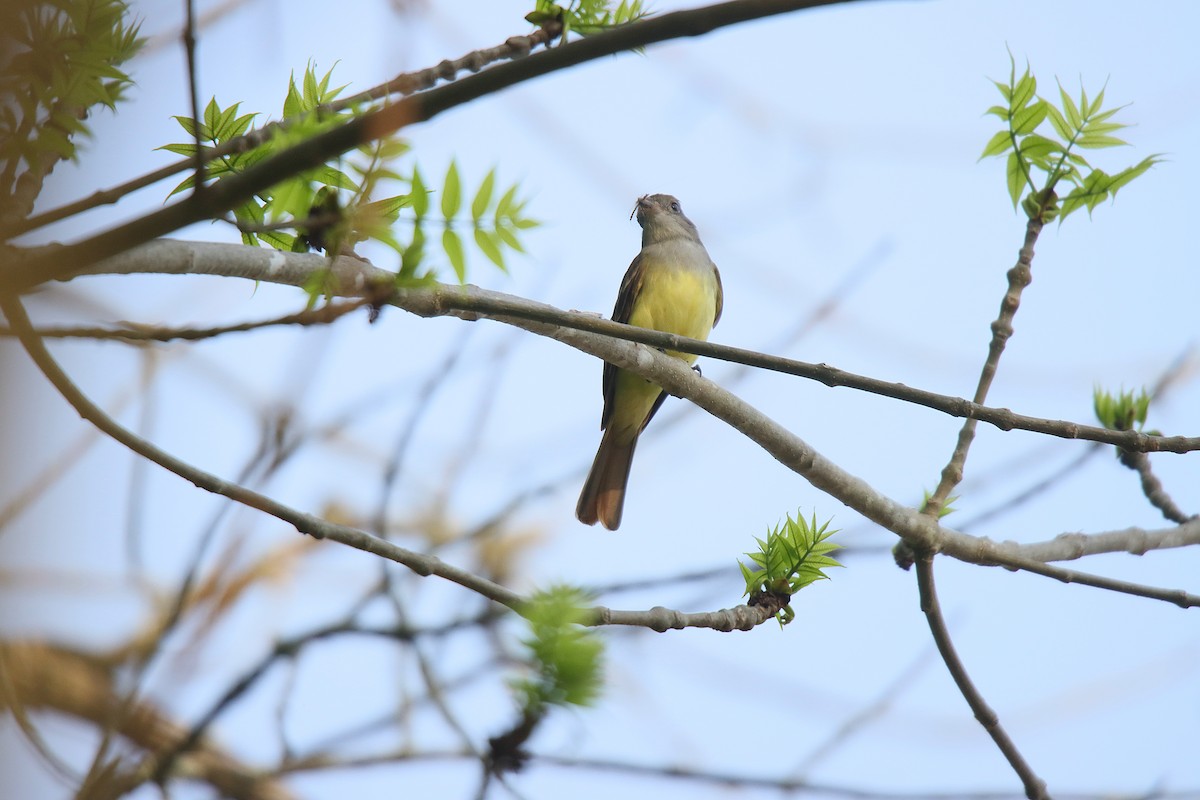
[576,194,723,530]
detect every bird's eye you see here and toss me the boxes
[670,201,681,213]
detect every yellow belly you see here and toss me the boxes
[607,260,718,435]
[626,265,718,365]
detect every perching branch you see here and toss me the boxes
[7,243,1198,609]
[57,239,1200,455]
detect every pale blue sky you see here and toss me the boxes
[4,1,1199,798]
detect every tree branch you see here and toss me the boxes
[17,240,1200,598]
[2,18,565,240]
[4,0,851,291]
[914,557,1048,800]
[928,217,1042,514]
[0,292,525,612]
[1117,448,1194,524]
[0,299,369,343]
[58,239,1200,455]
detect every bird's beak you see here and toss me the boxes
[632,194,653,223]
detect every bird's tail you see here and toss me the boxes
[575,428,638,531]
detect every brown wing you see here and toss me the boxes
[600,253,646,431]
[599,254,723,432]
[712,260,723,327]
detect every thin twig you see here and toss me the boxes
[0,293,525,611]
[927,217,1042,514]
[0,299,370,344]
[183,0,206,195]
[914,556,1048,800]
[1117,449,1194,524]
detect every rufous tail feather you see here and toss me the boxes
[576,428,638,531]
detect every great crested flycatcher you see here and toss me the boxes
[576,194,723,530]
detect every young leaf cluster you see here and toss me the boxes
[160,64,536,284]
[921,490,958,519]
[526,0,649,40]
[0,0,143,198]
[436,161,537,281]
[980,55,1160,223]
[511,586,604,714]
[1094,386,1151,433]
[739,510,841,626]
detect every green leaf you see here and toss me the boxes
[1045,103,1072,141]
[495,183,518,221]
[512,586,604,713]
[283,72,302,118]
[362,194,410,218]
[269,177,313,221]
[1076,133,1129,149]
[171,114,199,138]
[227,111,258,139]
[302,64,319,108]
[1012,98,1048,136]
[1018,133,1062,161]
[441,161,461,220]
[158,142,198,157]
[443,228,466,281]
[991,78,1012,104]
[400,227,426,278]
[979,130,1012,160]
[214,101,240,140]
[474,227,506,271]
[259,230,296,251]
[1106,155,1161,196]
[203,97,221,133]
[1005,151,1024,209]
[472,168,495,222]
[315,165,359,190]
[738,508,842,625]
[496,222,525,253]
[1059,83,1082,131]
[165,174,197,198]
[411,167,429,219]
[1086,106,1124,126]
[1011,69,1036,111]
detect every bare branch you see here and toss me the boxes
[0,300,370,344]
[1010,518,1200,563]
[0,292,525,612]
[60,240,1200,455]
[19,241,1199,599]
[915,557,1048,800]
[1117,449,1194,524]
[928,217,1042,514]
